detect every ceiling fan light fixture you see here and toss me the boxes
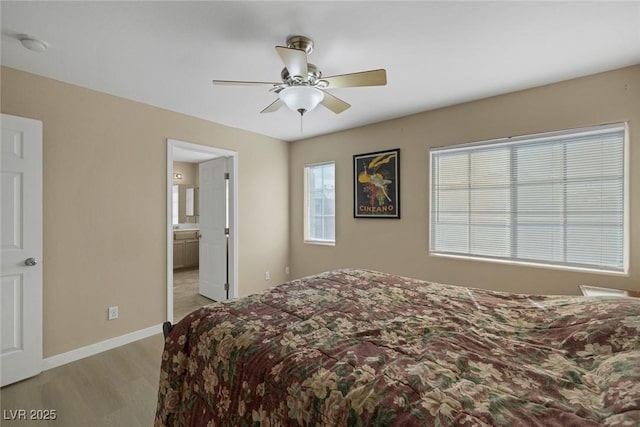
[278,86,324,115]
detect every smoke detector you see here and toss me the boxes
[19,36,48,53]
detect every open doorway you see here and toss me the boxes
[166,139,238,323]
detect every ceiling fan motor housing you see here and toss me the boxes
[281,63,322,86]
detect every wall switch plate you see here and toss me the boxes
[108,306,119,320]
[264,271,270,281]
[285,266,290,275]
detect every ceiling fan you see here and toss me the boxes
[212,35,387,116]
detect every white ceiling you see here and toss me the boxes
[2,1,639,142]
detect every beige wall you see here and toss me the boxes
[290,65,640,296]
[172,161,197,186]
[1,67,290,357]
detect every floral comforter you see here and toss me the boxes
[155,269,640,426]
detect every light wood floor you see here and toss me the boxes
[173,267,214,321]
[0,334,165,427]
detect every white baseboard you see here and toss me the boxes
[42,323,163,371]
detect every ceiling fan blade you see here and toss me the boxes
[260,99,284,114]
[275,46,308,81]
[323,69,387,89]
[320,91,351,114]
[212,80,279,87]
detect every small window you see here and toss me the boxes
[304,162,335,245]
[430,123,627,273]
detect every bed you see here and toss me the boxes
[155,268,640,426]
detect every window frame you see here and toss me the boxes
[304,161,336,246]
[428,122,629,275]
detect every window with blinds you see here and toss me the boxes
[430,123,627,273]
[304,162,336,244]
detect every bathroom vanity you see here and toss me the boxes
[173,229,199,269]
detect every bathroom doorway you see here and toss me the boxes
[166,139,238,323]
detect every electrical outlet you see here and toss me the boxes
[264,271,270,281]
[108,306,118,320]
[285,266,290,275]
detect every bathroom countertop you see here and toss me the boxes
[173,225,200,231]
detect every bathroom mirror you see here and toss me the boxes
[172,184,199,224]
[186,187,195,216]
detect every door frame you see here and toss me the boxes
[166,139,238,323]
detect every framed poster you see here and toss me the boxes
[353,149,400,218]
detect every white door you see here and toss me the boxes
[199,157,228,301]
[1,114,43,387]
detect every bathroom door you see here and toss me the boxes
[199,157,228,301]
[1,114,43,386]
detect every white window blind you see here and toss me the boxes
[304,162,335,244]
[430,123,627,273]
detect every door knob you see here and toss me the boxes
[25,257,38,266]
